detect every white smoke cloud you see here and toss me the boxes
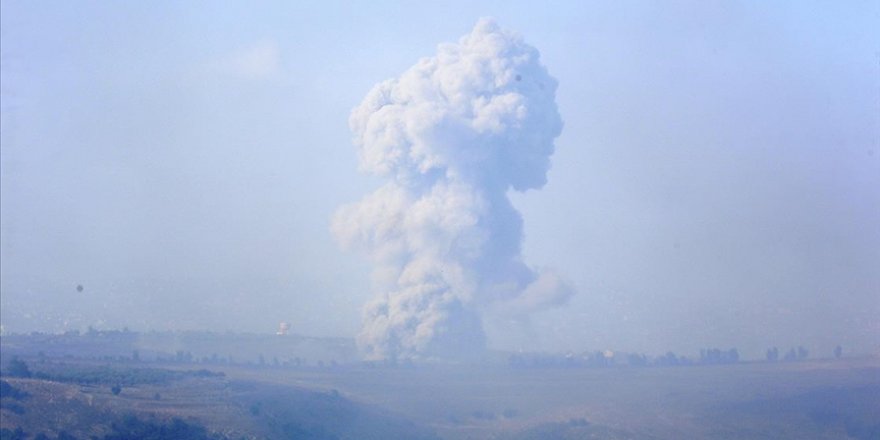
[333,19,571,360]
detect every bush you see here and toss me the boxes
[0,427,27,440]
[101,414,217,440]
[0,380,28,400]
[57,432,77,440]
[0,401,25,415]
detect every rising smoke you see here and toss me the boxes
[333,19,571,361]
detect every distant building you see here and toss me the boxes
[276,322,291,336]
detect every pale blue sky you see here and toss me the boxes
[1,1,878,358]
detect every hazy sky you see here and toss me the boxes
[1,1,878,359]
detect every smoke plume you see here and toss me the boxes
[333,19,571,360]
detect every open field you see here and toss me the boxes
[1,368,437,440]
[2,333,878,439]
[217,358,880,439]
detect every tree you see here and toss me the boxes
[660,352,679,366]
[766,347,779,362]
[111,384,122,395]
[627,353,648,367]
[5,357,31,378]
[727,348,740,363]
[834,345,842,359]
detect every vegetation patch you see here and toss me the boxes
[2,359,223,387]
[0,381,28,400]
[101,414,220,440]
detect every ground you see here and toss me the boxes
[1,333,878,439]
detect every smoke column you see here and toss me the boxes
[333,19,571,360]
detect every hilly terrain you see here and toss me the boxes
[2,332,878,439]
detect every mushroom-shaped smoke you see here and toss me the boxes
[333,19,572,361]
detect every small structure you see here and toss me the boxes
[276,322,291,336]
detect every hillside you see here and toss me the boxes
[0,366,438,440]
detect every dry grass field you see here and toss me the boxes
[218,358,880,439]
[2,334,878,439]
